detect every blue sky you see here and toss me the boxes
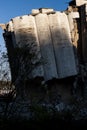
[0,0,71,50]
[0,0,70,50]
[0,0,70,51]
[0,0,70,23]
[0,0,71,49]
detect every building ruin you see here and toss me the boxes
[0,0,87,117]
[1,2,79,82]
[1,1,86,80]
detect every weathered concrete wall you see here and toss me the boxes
[0,0,87,120]
[3,8,78,82]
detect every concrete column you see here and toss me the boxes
[35,13,58,81]
[48,12,77,78]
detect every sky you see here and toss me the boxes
[0,0,70,80]
[0,0,70,23]
[0,0,70,48]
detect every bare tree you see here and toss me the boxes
[13,41,44,97]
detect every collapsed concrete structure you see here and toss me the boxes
[1,0,87,82]
[0,0,87,89]
[1,3,79,82]
[0,0,87,95]
[0,0,87,119]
